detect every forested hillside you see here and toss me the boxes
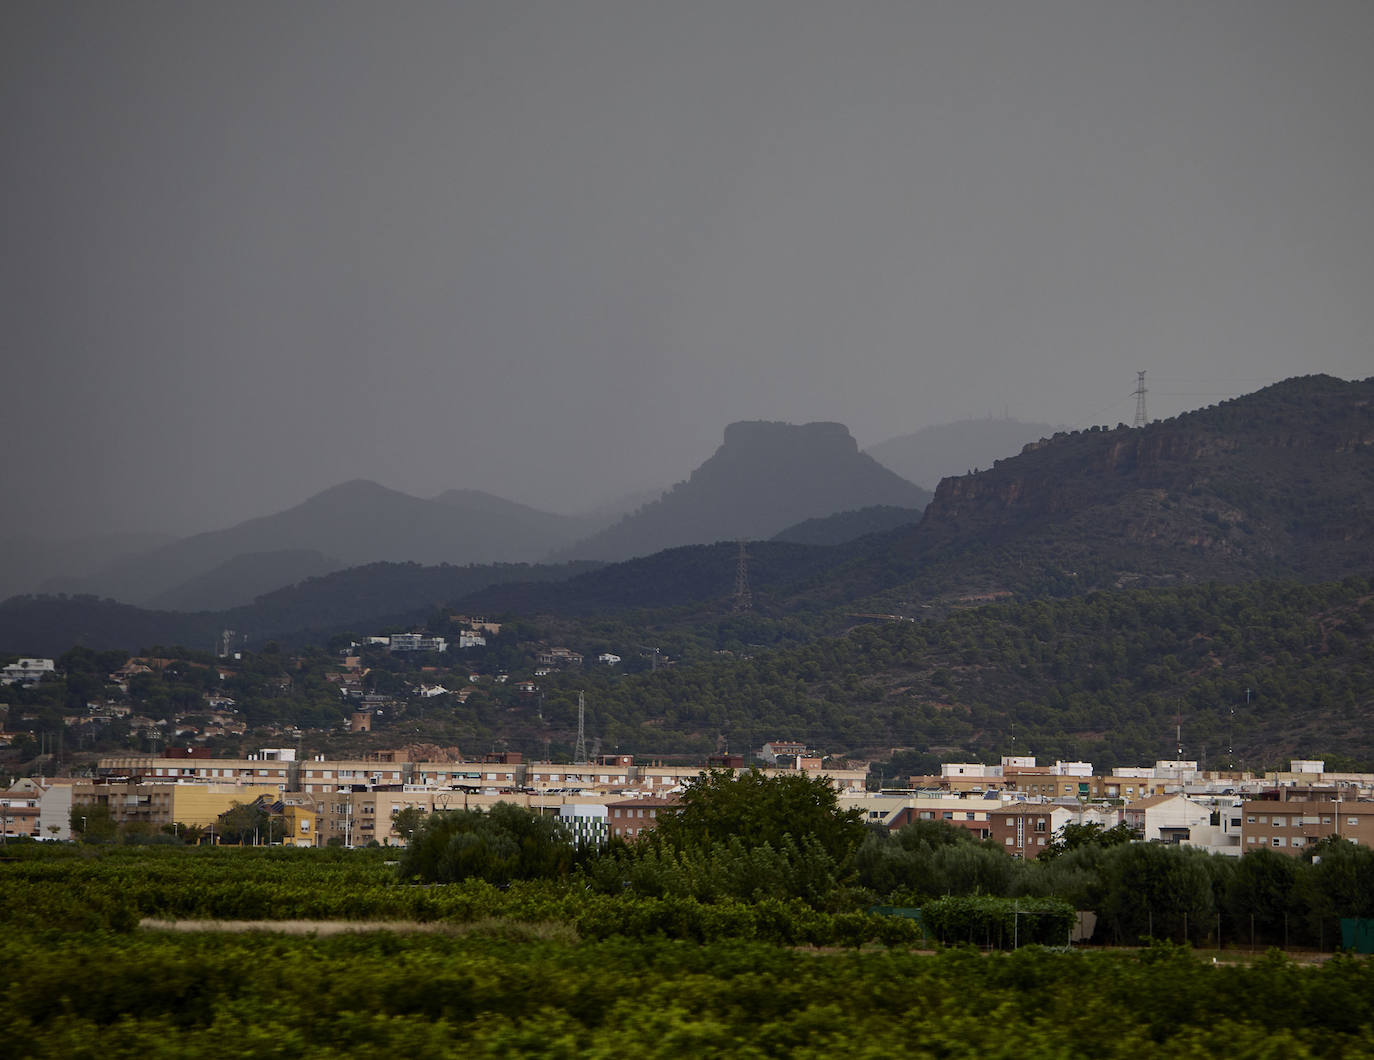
[518,578,1374,769]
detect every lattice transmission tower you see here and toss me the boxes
[1132,371,1149,428]
[733,540,752,612]
[574,690,588,763]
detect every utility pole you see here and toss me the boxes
[1133,371,1148,428]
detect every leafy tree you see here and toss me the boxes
[70,803,117,843]
[1224,847,1301,946]
[651,769,866,867]
[215,800,271,845]
[399,803,575,885]
[393,806,427,842]
[1304,837,1374,921]
[1097,843,1216,945]
[1041,821,1136,860]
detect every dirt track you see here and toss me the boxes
[140,918,451,935]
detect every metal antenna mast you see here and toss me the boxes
[733,539,752,612]
[1133,371,1148,428]
[574,690,588,764]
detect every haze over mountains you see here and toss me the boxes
[33,480,610,610]
[2,376,1368,659]
[865,417,1064,488]
[9,417,951,612]
[555,420,932,562]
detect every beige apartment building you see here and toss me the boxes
[1240,797,1374,855]
[71,780,283,832]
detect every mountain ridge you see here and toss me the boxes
[557,420,931,562]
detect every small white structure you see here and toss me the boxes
[388,634,448,653]
[1123,793,1215,845]
[2,658,55,685]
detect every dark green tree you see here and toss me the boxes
[1097,842,1216,944]
[1041,821,1136,860]
[398,803,575,885]
[392,806,427,842]
[70,803,117,843]
[215,800,271,845]
[651,768,866,866]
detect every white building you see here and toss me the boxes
[558,803,609,847]
[2,658,55,685]
[388,634,448,653]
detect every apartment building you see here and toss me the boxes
[606,797,676,840]
[1240,797,1374,855]
[71,780,282,831]
[987,804,1076,859]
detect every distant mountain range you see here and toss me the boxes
[0,531,176,603]
[8,378,1366,655]
[3,376,1370,769]
[4,414,1051,614]
[462,375,1374,621]
[36,480,610,610]
[865,417,1064,489]
[556,420,932,562]
[770,506,926,547]
[847,374,1374,608]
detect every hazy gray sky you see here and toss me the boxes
[5,2,1371,537]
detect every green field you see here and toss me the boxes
[2,844,1372,1058]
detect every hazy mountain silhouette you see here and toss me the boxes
[865,417,1064,489]
[141,549,344,612]
[0,531,176,601]
[771,505,928,546]
[38,480,610,609]
[6,377,1370,655]
[556,421,930,562]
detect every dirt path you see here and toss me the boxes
[140,918,449,935]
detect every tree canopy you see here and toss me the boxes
[399,803,575,885]
[650,768,866,866]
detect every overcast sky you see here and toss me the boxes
[4,2,1371,538]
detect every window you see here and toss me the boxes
[1247,815,1256,824]
[1271,816,1286,827]
[1246,836,1257,844]
[1034,819,1047,833]
[1005,838,1014,846]
[1272,837,1285,847]
[1349,818,1360,827]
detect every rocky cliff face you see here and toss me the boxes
[894,375,1374,590]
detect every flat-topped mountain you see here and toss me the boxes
[558,420,931,562]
